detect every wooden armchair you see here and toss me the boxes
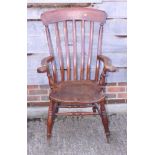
[37,7,116,142]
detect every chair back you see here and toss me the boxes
[41,7,107,82]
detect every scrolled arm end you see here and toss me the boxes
[37,56,55,73]
[97,55,117,72]
[37,66,48,73]
[105,64,117,72]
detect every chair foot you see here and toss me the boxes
[47,133,52,139]
[105,132,110,143]
[47,101,55,139]
[92,106,96,113]
[100,100,110,143]
[55,103,60,113]
[101,117,110,143]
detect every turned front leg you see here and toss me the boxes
[47,100,55,138]
[100,100,110,142]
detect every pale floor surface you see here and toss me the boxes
[28,113,127,155]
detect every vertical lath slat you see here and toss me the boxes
[98,24,103,55]
[86,21,94,80]
[55,23,64,81]
[72,20,77,80]
[63,21,70,80]
[45,25,57,82]
[51,64,57,83]
[95,60,100,81]
[95,24,103,81]
[80,20,85,80]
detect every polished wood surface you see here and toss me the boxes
[50,80,105,104]
[37,7,116,143]
[41,7,107,25]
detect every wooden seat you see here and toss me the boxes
[37,7,117,143]
[50,80,105,104]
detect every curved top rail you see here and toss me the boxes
[41,7,107,25]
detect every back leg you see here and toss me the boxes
[55,103,60,113]
[99,100,110,143]
[92,103,97,113]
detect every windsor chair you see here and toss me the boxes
[37,7,116,142]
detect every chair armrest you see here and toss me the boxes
[37,66,48,73]
[41,56,54,66]
[37,56,54,73]
[97,55,117,72]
